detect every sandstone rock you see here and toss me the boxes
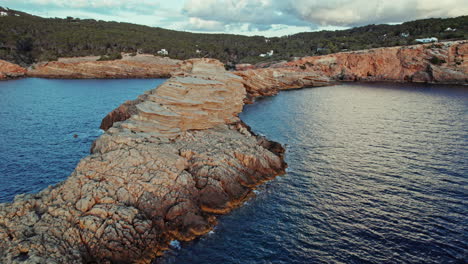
[0,60,27,80]
[234,68,330,103]
[286,41,467,84]
[235,63,255,71]
[27,54,182,79]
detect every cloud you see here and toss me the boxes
[289,0,468,26]
[182,0,468,31]
[186,17,225,31]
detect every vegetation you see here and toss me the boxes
[97,52,123,61]
[0,7,467,66]
[429,56,447,65]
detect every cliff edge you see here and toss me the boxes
[282,41,467,84]
[27,54,182,79]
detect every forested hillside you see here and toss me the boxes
[0,7,467,66]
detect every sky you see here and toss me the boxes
[0,0,466,37]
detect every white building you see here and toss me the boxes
[415,37,438,43]
[401,32,410,38]
[259,50,274,57]
[0,11,7,17]
[157,49,169,55]
[445,27,456,32]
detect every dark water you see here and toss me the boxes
[0,78,166,202]
[158,83,468,264]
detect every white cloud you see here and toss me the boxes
[289,0,468,26]
[182,0,467,31]
[187,17,225,31]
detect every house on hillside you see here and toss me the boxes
[259,50,274,57]
[415,37,438,43]
[157,49,169,55]
[0,11,7,16]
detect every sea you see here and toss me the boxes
[0,79,466,263]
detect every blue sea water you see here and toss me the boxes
[0,78,166,202]
[0,79,467,263]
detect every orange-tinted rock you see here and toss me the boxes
[27,54,182,79]
[286,41,467,84]
[0,60,27,80]
[235,68,330,103]
[99,58,246,137]
[235,63,255,71]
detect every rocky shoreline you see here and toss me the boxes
[0,42,466,263]
[0,41,466,84]
[236,40,467,85]
[0,60,27,80]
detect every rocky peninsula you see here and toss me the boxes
[0,58,328,263]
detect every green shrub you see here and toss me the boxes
[97,53,122,61]
[429,56,446,65]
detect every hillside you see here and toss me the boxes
[0,7,467,66]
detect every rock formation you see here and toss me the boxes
[234,68,330,103]
[0,60,27,80]
[0,58,329,264]
[27,54,182,79]
[281,41,467,84]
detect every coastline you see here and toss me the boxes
[1,41,466,86]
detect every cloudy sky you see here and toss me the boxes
[0,0,466,37]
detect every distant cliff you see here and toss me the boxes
[280,41,467,84]
[27,54,182,79]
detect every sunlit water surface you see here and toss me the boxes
[0,78,166,202]
[157,83,467,264]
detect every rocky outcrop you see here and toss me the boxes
[27,54,182,79]
[283,41,467,84]
[0,60,27,80]
[234,68,330,103]
[0,59,297,264]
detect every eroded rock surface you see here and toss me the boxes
[0,60,27,80]
[283,41,467,84]
[27,54,182,79]
[234,68,330,103]
[0,59,289,264]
